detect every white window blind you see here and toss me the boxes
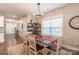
[41,16,63,37]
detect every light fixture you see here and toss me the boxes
[31,3,44,23]
[34,3,44,17]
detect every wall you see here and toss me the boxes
[18,19,25,37]
[41,4,79,49]
[18,15,32,38]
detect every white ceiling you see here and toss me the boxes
[0,3,68,18]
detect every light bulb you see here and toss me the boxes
[41,13,44,16]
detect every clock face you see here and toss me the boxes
[69,16,79,29]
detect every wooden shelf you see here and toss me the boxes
[27,23,41,35]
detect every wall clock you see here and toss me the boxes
[69,16,79,29]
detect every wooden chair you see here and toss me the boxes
[46,37,62,55]
[28,35,45,55]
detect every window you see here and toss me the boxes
[0,16,4,27]
[0,16,4,43]
[42,20,51,35]
[41,16,63,37]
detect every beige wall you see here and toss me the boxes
[18,18,26,38]
[18,15,32,38]
[40,4,79,49]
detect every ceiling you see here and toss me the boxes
[0,3,69,19]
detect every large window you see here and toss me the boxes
[0,16,5,43]
[41,16,63,37]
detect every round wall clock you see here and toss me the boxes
[69,16,79,29]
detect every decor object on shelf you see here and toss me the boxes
[27,22,41,36]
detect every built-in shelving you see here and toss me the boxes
[27,23,41,36]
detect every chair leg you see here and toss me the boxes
[28,48,31,55]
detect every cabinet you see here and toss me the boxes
[27,23,41,36]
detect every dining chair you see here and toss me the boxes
[46,37,62,55]
[28,35,45,55]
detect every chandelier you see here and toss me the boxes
[34,3,44,17]
[31,3,44,23]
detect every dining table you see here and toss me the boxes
[31,34,59,54]
[29,33,77,55]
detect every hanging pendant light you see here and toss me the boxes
[35,3,44,16]
[31,3,44,23]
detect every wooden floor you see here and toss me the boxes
[0,42,7,55]
[0,34,23,55]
